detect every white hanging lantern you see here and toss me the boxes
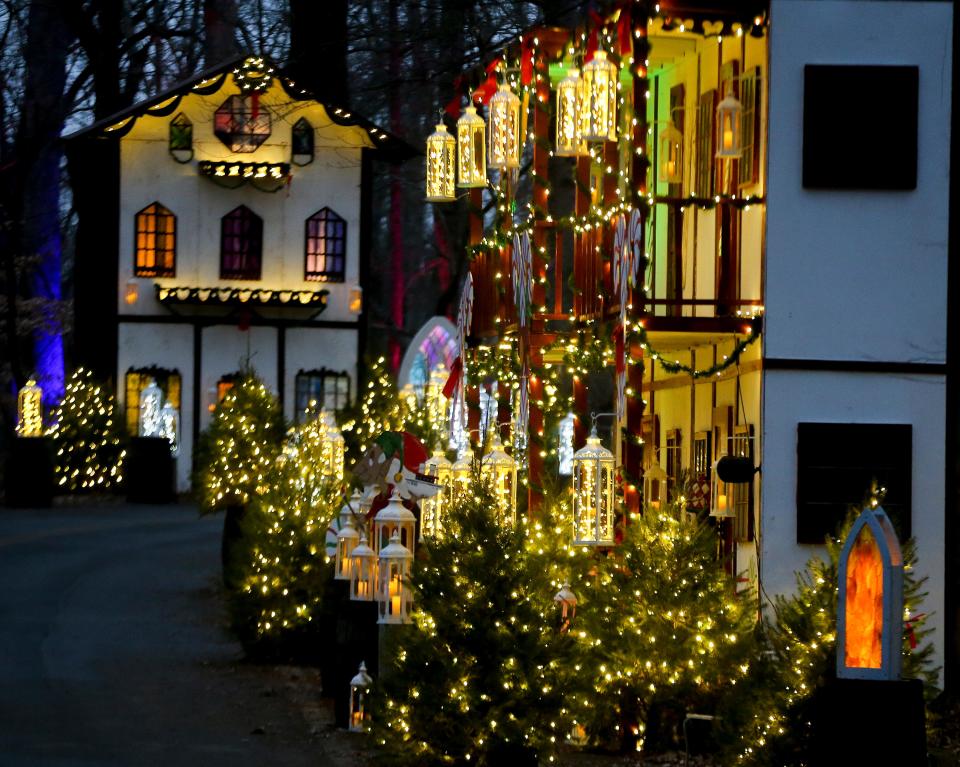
[348,662,373,732]
[554,582,578,624]
[138,378,164,437]
[377,530,413,624]
[159,400,180,455]
[336,514,360,581]
[659,121,684,185]
[709,457,733,518]
[555,68,587,157]
[426,122,456,202]
[716,93,742,158]
[644,460,669,510]
[374,488,417,555]
[481,434,517,525]
[457,103,486,187]
[420,449,452,539]
[16,378,43,437]
[572,426,616,545]
[349,540,377,601]
[488,83,521,171]
[581,50,617,142]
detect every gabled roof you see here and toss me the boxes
[63,55,418,163]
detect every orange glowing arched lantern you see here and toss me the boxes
[836,504,903,680]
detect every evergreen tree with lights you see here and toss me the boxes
[369,472,578,767]
[573,500,759,754]
[339,356,408,462]
[51,368,125,493]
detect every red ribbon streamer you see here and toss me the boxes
[614,323,625,374]
[442,356,463,399]
[474,57,502,105]
[585,9,605,62]
[618,10,632,56]
[520,39,534,86]
[251,92,260,121]
[444,75,465,119]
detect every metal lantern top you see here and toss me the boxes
[350,661,373,690]
[482,433,516,471]
[457,103,486,188]
[836,504,904,681]
[659,121,684,185]
[424,449,452,480]
[138,378,164,437]
[555,68,586,157]
[716,93,742,158]
[452,446,473,480]
[581,50,617,142]
[573,428,614,464]
[488,83,522,171]
[481,433,517,524]
[374,488,417,553]
[426,122,456,202]
[16,378,43,437]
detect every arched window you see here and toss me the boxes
[291,117,314,165]
[304,208,346,282]
[221,206,263,280]
[124,367,181,436]
[134,202,176,277]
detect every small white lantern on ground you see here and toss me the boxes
[555,68,587,157]
[374,488,417,555]
[581,50,617,142]
[159,400,180,455]
[554,582,578,630]
[659,121,684,185]
[488,83,522,171]
[426,122,456,202]
[716,93,742,158]
[481,434,517,524]
[644,460,669,510]
[348,661,373,732]
[420,449,452,539]
[572,426,616,545]
[457,103,486,187]
[377,531,413,624]
[349,540,377,601]
[16,378,43,437]
[138,378,164,437]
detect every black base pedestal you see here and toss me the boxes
[4,437,54,507]
[329,583,379,729]
[811,677,926,765]
[126,437,175,504]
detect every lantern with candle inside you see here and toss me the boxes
[643,460,668,510]
[138,378,164,437]
[581,50,617,142]
[659,121,684,185]
[456,103,486,187]
[425,364,449,433]
[715,93,742,158]
[420,449,452,539]
[159,400,180,455]
[481,433,517,524]
[451,445,473,501]
[336,503,360,581]
[425,122,456,202]
[348,286,363,314]
[320,410,345,481]
[555,68,587,157]
[348,661,373,732]
[709,457,733,518]
[349,538,377,601]
[488,83,521,171]
[374,487,417,554]
[377,530,413,624]
[16,378,43,437]
[124,279,139,305]
[572,426,616,545]
[554,582,578,626]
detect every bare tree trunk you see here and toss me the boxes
[288,0,348,106]
[204,0,240,66]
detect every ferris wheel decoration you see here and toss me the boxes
[511,231,532,327]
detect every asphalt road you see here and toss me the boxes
[0,501,357,767]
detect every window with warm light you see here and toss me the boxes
[169,113,193,162]
[134,203,176,278]
[220,205,263,280]
[124,367,181,436]
[304,208,346,282]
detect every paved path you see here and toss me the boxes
[0,502,358,767]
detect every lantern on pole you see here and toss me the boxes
[554,582,578,627]
[488,83,521,171]
[16,378,43,437]
[581,50,617,142]
[348,662,373,732]
[555,68,586,157]
[709,458,733,518]
[138,378,164,437]
[426,122,456,202]
[336,494,361,581]
[160,400,180,455]
[374,488,417,555]
[643,460,669,510]
[420,449,452,539]
[716,93,742,158]
[349,539,377,601]
[572,426,616,545]
[481,433,517,524]
[659,121,684,185]
[457,103,486,187]
[377,531,413,624]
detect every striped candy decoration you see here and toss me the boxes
[454,274,474,439]
[628,207,643,288]
[511,231,532,327]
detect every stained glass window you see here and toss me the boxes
[304,208,346,282]
[134,203,176,277]
[213,95,271,153]
[220,206,263,280]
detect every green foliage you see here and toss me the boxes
[572,502,759,754]
[51,368,125,493]
[193,373,285,513]
[369,472,578,767]
[339,356,407,463]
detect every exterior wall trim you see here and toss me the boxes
[763,358,947,376]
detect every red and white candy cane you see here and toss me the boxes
[628,207,643,289]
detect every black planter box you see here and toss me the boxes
[4,437,54,507]
[125,437,175,504]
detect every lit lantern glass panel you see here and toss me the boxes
[555,68,587,157]
[377,531,413,624]
[488,84,522,171]
[138,378,164,437]
[425,364,449,436]
[451,446,473,502]
[480,435,517,525]
[349,540,377,601]
[456,104,486,187]
[17,378,43,437]
[336,518,360,581]
[348,662,373,732]
[659,121,683,185]
[572,429,615,545]
[581,50,617,142]
[159,400,180,455]
[420,450,452,539]
[321,410,345,481]
[426,122,456,202]
[644,461,668,510]
[715,94,742,158]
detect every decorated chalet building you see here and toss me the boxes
[429,0,955,681]
[66,56,413,491]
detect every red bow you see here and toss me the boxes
[520,38,534,86]
[444,75,465,119]
[585,9,605,62]
[614,323,625,374]
[474,58,502,105]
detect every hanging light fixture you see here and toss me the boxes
[480,433,517,524]
[555,68,587,157]
[716,93,743,158]
[572,425,616,545]
[709,457,733,518]
[348,662,373,732]
[336,494,361,581]
[420,449,452,539]
[374,487,417,555]
[16,378,43,437]
[659,121,684,185]
[160,400,180,456]
[349,538,377,601]
[581,50,617,142]
[426,122,456,202]
[457,103,486,187]
[643,460,669,510]
[377,531,413,624]
[488,83,521,171]
[138,378,164,437]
